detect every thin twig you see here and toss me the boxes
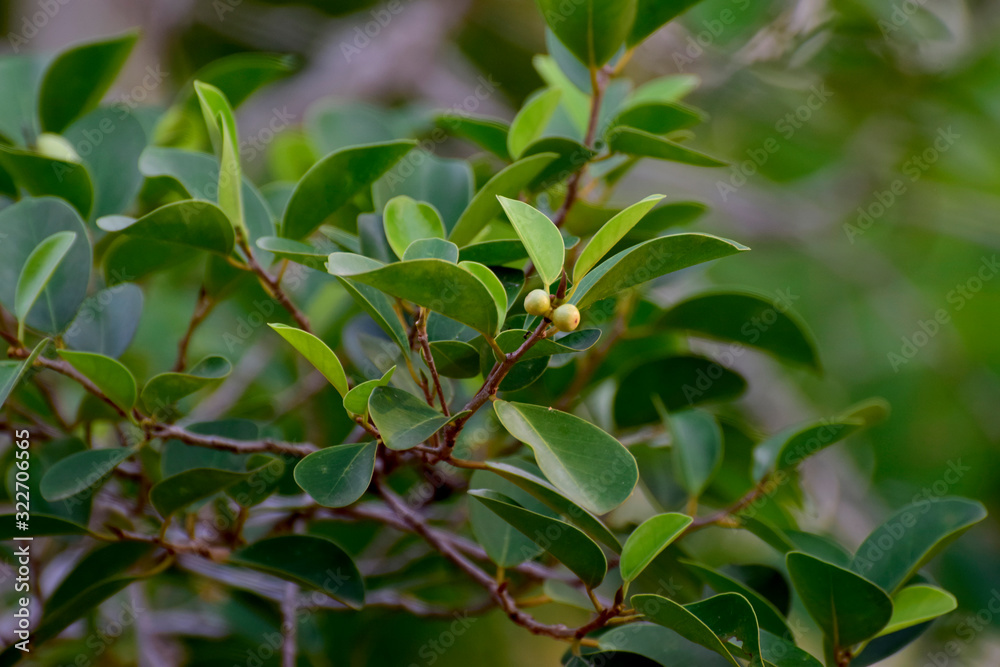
[237,233,311,332]
[173,287,214,372]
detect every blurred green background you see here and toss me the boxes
[3,0,999,664]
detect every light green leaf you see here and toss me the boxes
[283,140,416,239]
[383,196,446,259]
[608,127,726,166]
[229,535,365,608]
[256,237,328,270]
[294,442,377,508]
[851,497,987,594]
[620,513,692,582]
[608,102,705,136]
[368,386,459,451]
[628,75,701,106]
[537,0,637,67]
[448,153,558,246]
[140,356,232,415]
[573,195,664,283]
[39,31,138,133]
[628,0,706,47]
[404,238,459,262]
[56,349,136,414]
[877,585,957,638]
[570,234,749,310]
[460,261,508,331]
[787,552,893,648]
[193,80,246,235]
[508,88,563,159]
[40,447,135,502]
[0,338,49,409]
[97,199,235,256]
[343,366,395,418]
[269,324,349,397]
[470,489,607,588]
[14,231,76,340]
[493,400,638,514]
[497,196,565,287]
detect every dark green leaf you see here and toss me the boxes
[56,350,136,413]
[0,145,94,217]
[368,386,459,451]
[294,443,377,508]
[537,0,637,67]
[429,340,481,378]
[64,284,143,358]
[46,542,152,613]
[469,468,551,567]
[666,408,723,498]
[682,561,791,637]
[608,127,725,166]
[436,113,511,160]
[98,199,235,256]
[150,467,255,518]
[760,630,824,667]
[608,102,706,136]
[0,513,90,540]
[40,448,134,502]
[256,237,328,270]
[141,356,232,415]
[628,0,706,47]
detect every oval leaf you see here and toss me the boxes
[141,355,232,415]
[573,195,664,283]
[877,585,957,638]
[294,442,377,508]
[508,88,562,159]
[497,196,565,287]
[608,127,726,166]
[57,349,137,414]
[269,324,349,397]
[369,386,459,451]
[14,231,76,339]
[383,195,446,259]
[620,513,693,582]
[40,447,134,502]
[98,199,235,256]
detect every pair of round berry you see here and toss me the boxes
[524,290,580,332]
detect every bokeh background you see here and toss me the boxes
[3,0,999,664]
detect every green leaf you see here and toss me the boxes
[760,630,824,667]
[661,291,821,371]
[45,542,152,613]
[570,234,749,310]
[629,75,701,106]
[336,275,409,353]
[877,585,957,638]
[383,196,446,259]
[608,127,726,166]
[0,513,91,540]
[140,355,232,415]
[256,237,328,270]
[608,102,706,136]
[851,497,987,594]
[786,552,893,648]
[522,137,597,189]
[573,195,664,283]
[0,338,49,409]
[327,254,499,337]
[458,239,531,265]
[448,153,558,246]
[64,284,143,358]
[230,535,365,608]
[0,145,94,217]
[343,366,395,417]
[681,561,791,637]
[488,328,601,363]
[469,467,551,567]
[400,238,458,263]
[508,88,562,159]
[56,350,137,414]
[14,231,76,340]
[98,199,236,256]
[485,460,622,552]
[283,140,416,239]
[493,400,638,514]
[599,623,735,666]
[752,399,890,480]
[269,324,349,397]
[666,408,723,498]
[0,56,45,145]
[193,80,246,235]
[39,31,138,133]
[620,513,692,581]
[368,386,459,451]
[40,447,135,502]
[294,442,377,508]
[149,467,255,518]
[374,154,474,233]
[470,489,607,588]
[64,108,147,219]
[436,113,511,160]
[628,0,706,47]
[460,261,508,327]
[497,196,565,287]
[537,0,637,67]
[429,340,481,379]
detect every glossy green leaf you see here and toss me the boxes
[469,468,551,567]
[620,513,692,581]
[428,340,480,378]
[283,140,416,239]
[458,239,531,265]
[402,239,457,264]
[470,489,607,588]
[537,0,637,67]
[256,237,328,270]
[493,400,638,514]
[570,234,749,310]
[851,497,987,593]
[383,196,446,259]
[0,145,94,217]
[786,552,892,648]
[448,153,557,246]
[436,113,511,160]
[56,350,136,414]
[343,366,395,417]
[460,261,508,328]
[327,253,499,337]
[573,195,664,283]
[522,137,597,189]
[337,276,409,353]
[194,80,246,235]
[508,88,562,159]
[39,31,138,133]
[485,460,622,552]
[369,386,459,450]
[0,339,48,409]
[760,631,824,667]
[497,196,565,287]
[294,442,377,508]
[599,623,734,666]
[64,284,143,358]
[40,447,135,502]
[150,467,254,518]
[632,593,756,666]
[877,585,957,638]
[666,408,723,498]
[269,323,349,397]
[488,328,601,363]
[14,231,76,340]
[628,0,706,47]
[682,561,791,637]
[98,199,235,256]
[609,102,705,136]
[661,291,821,371]
[141,356,232,415]
[229,535,365,608]
[608,127,726,166]
[752,399,890,480]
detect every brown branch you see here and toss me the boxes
[11,350,131,421]
[151,423,317,458]
[237,234,311,332]
[173,287,214,372]
[415,309,449,416]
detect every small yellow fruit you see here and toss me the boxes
[524,289,552,317]
[551,304,580,332]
